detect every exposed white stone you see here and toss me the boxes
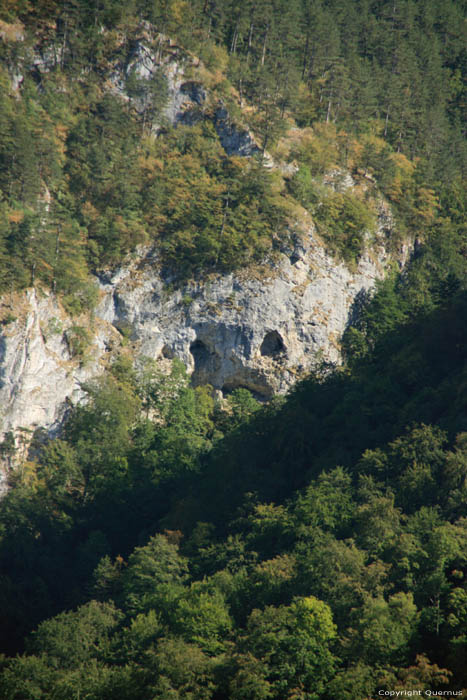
[0,29,409,485]
[0,208,407,488]
[322,169,355,192]
[0,289,120,486]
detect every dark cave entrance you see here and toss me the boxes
[260,330,286,357]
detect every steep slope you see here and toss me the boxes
[0,20,409,463]
[0,3,466,695]
[0,207,404,449]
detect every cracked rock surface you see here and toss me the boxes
[97,221,405,399]
[0,217,408,488]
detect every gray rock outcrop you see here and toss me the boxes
[96,217,405,400]
[0,208,408,487]
[0,24,409,485]
[111,33,260,152]
[0,290,119,489]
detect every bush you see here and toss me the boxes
[65,325,91,360]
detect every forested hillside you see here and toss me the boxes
[0,272,466,698]
[0,0,465,292]
[0,0,466,698]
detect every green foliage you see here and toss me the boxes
[27,600,122,668]
[288,165,320,210]
[0,39,289,290]
[354,592,418,665]
[231,596,336,699]
[293,467,354,536]
[0,601,128,700]
[0,0,465,293]
[170,582,232,654]
[125,64,168,134]
[0,291,466,694]
[0,2,466,697]
[65,324,91,359]
[313,190,376,263]
[64,375,140,499]
[122,533,188,614]
[288,158,377,263]
[148,636,217,699]
[151,132,288,277]
[132,358,215,482]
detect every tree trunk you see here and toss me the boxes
[261,24,269,67]
[53,227,60,294]
[246,22,254,63]
[301,34,309,80]
[230,26,238,54]
[220,189,230,237]
[384,107,390,137]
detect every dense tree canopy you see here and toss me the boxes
[0,284,465,696]
[0,0,465,290]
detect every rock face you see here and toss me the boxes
[96,220,404,400]
[0,212,407,482]
[0,25,409,482]
[110,33,260,152]
[213,106,260,157]
[0,291,117,443]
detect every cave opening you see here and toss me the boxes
[260,330,286,357]
[190,339,210,365]
[189,339,221,386]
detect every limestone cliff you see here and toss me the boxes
[0,24,410,485]
[96,213,405,399]
[0,290,120,447]
[0,208,408,476]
